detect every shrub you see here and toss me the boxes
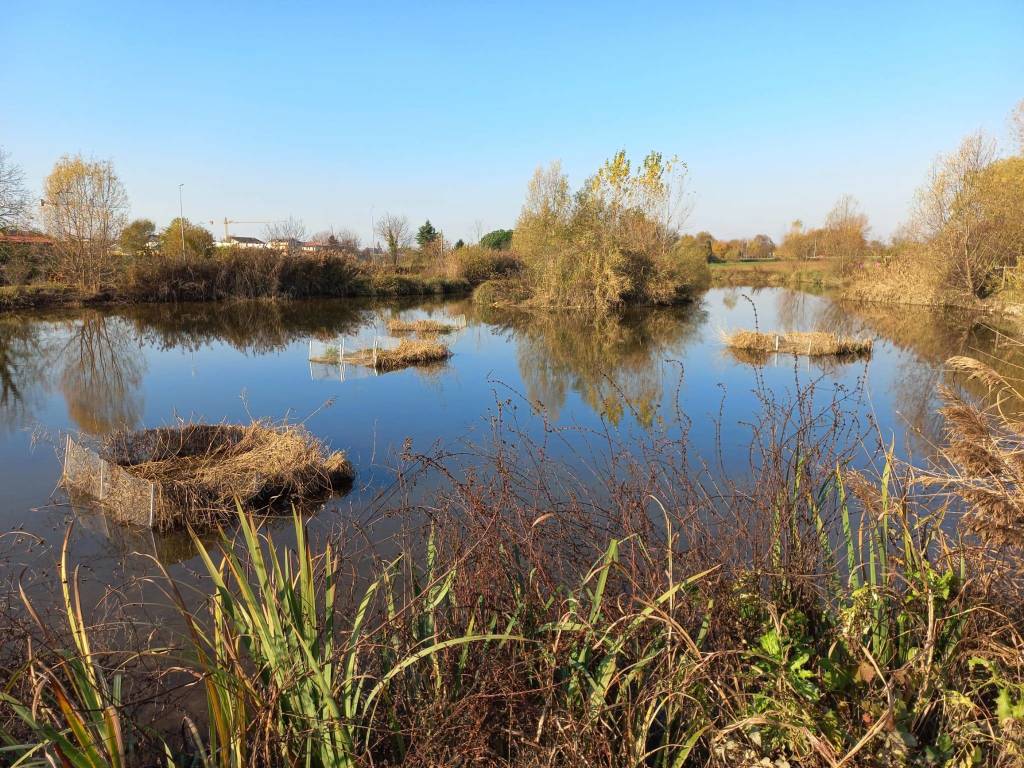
[656,238,711,300]
[479,228,514,250]
[453,245,522,285]
[472,277,531,307]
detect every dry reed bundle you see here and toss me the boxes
[373,339,452,371]
[89,422,353,530]
[387,318,456,335]
[312,339,452,372]
[925,355,1024,548]
[722,329,873,358]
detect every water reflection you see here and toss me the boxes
[1,288,1024,615]
[57,314,145,434]
[477,305,706,425]
[0,317,48,431]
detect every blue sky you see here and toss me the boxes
[3,1,1022,243]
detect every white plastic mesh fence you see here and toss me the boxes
[63,436,157,528]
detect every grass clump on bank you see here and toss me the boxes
[64,421,353,530]
[0,250,473,313]
[709,259,845,289]
[723,328,873,358]
[386,317,457,335]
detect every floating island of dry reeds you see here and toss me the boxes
[310,338,452,372]
[387,318,457,335]
[722,329,873,359]
[64,422,354,530]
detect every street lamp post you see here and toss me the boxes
[178,184,185,255]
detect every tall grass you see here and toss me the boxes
[2,372,1024,765]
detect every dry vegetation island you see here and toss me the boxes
[723,329,873,358]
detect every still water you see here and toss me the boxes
[0,287,1013,610]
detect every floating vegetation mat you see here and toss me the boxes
[722,329,873,358]
[62,422,353,530]
[310,338,452,372]
[387,318,457,335]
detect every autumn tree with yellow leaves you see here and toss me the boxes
[42,155,128,290]
[512,150,706,310]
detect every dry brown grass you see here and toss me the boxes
[373,339,452,371]
[83,422,354,529]
[722,329,873,357]
[387,318,457,335]
[926,355,1024,548]
[313,338,453,372]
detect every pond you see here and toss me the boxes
[0,287,1016,615]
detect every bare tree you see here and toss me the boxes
[822,194,870,273]
[374,214,411,267]
[42,155,128,290]
[310,228,361,253]
[0,147,32,230]
[1011,98,1024,155]
[264,216,306,252]
[473,219,484,243]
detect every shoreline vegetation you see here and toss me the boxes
[3,360,1024,766]
[4,103,1021,319]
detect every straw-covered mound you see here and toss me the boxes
[311,339,452,372]
[387,318,456,335]
[722,329,873,358]
[97,422,354,530]
[374,339,452,370]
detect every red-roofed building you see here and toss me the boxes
[0,231,55,247]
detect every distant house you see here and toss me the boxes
[0,231,55,248]
[268,238,302,252]
[145,234,160,251]
[300,241,329,253]
[216,235,266,249]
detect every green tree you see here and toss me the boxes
[118,218,155,257]
[160,218,214,259]
[479,229,513,250]
[454,239,465,250]
[416,220,439,248]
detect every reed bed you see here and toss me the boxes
[723,328,873,357]
[66,421,354,530]
[386,318,457,335]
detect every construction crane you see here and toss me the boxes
[219,218,273,241]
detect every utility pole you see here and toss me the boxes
[178,184,186,256]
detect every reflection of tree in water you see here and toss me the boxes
[0,319,50,432]
[117,299,386,355]
[776,289,815,332]
[56,313,145,435]
[489,305,706,426]
[816,299,1024,459]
